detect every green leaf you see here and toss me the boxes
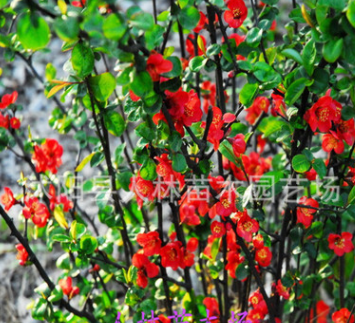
[80,235,98,254]
[103,13,126,41]
[258,116,288,137]
[76,153,95,172]
[206,44,221,56]
[246,27,263,47]
[347,0,355,28]
[178,6,200,30]
[72,43,94,77]
[169,131,182,152]
[303,40,316,76]
[348,186,355,205]
[54,16,79,42]
[284,78,309,106]
[104,111,125,137]
[135,122,156,141]
[17,13,50,51]
[292,154,311,173]
[51,234,71,242]
[140,158,157,181]
[281,48,303,65]
[219,140,237,165]
[90,151,104,167]
[172,153,187,172]
[130,71,153,98]
[161,56,182,78]
[45,63,56,82]
[130,12,154,30]
[240,83,259,108]
[70,220,86,241]
[318,0,346,10]
[312,159,327,179]
[236,263,249,280]
[323,38,344,63]
[88,72,116,102]
[189,56,205,72]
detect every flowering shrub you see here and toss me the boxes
[1,0,355,322]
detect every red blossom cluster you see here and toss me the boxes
[0,91,21,130]
[58,276,80,300]
[16,244,29,266]
[32,138,64,174]
[296,196,319,228]
[132,230,198,288]
[304,90,355,155]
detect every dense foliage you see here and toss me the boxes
[1,0,355,322]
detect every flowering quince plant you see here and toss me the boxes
[1,0,355,322]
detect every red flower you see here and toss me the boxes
[194,11,208,33]
[201,81,216,113]
[137,231,162,256]
[160,241,182,270]
[48,184,73,212]
[179,188,210,225]
[328,232,354,257]
[32,139,63,174]
[322,131,344,154]
[0,112,9,129]
[156,88,202,134]
[304,93,342,133]
[271,93,287,117]
[246,97,270,125]
[276,279,290,300]
[10,117,21,129]
[337,118,355,146]
[59,277,80,299]
[203,297,220,323]
[180,203,201,226]
[211,221,226,238]
[252,234,264,249]
[0,91,18,109]
[225,250,244,278]
[226,33,245,46]
[242,152,272,178]
[201,106,225,151]
[296,196,318,228]
[270,20,277,31]
[255,246,272,267]
[155,153,185,190]
[247,308,266,323]
[129,173,155,209]
[237,211,259,242]
[213,189,237,218]
[332,308,355,323]
[146,53,173,82]
[186,34,206,57]
[249,289,268,315]
[158,315,171,323]
[16,244,29,266]
[132,252,159,288]
[1,187,16,211]
[182,90,203,126]
[180,246,195,269]
[72,0,86,7]
[187,237,199,252]
[305,168,317,181]
[224,0,248,29]
[129,90,141,102]
[22,196,50,228]
[306,300,330,323]
[232,133,246,157]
